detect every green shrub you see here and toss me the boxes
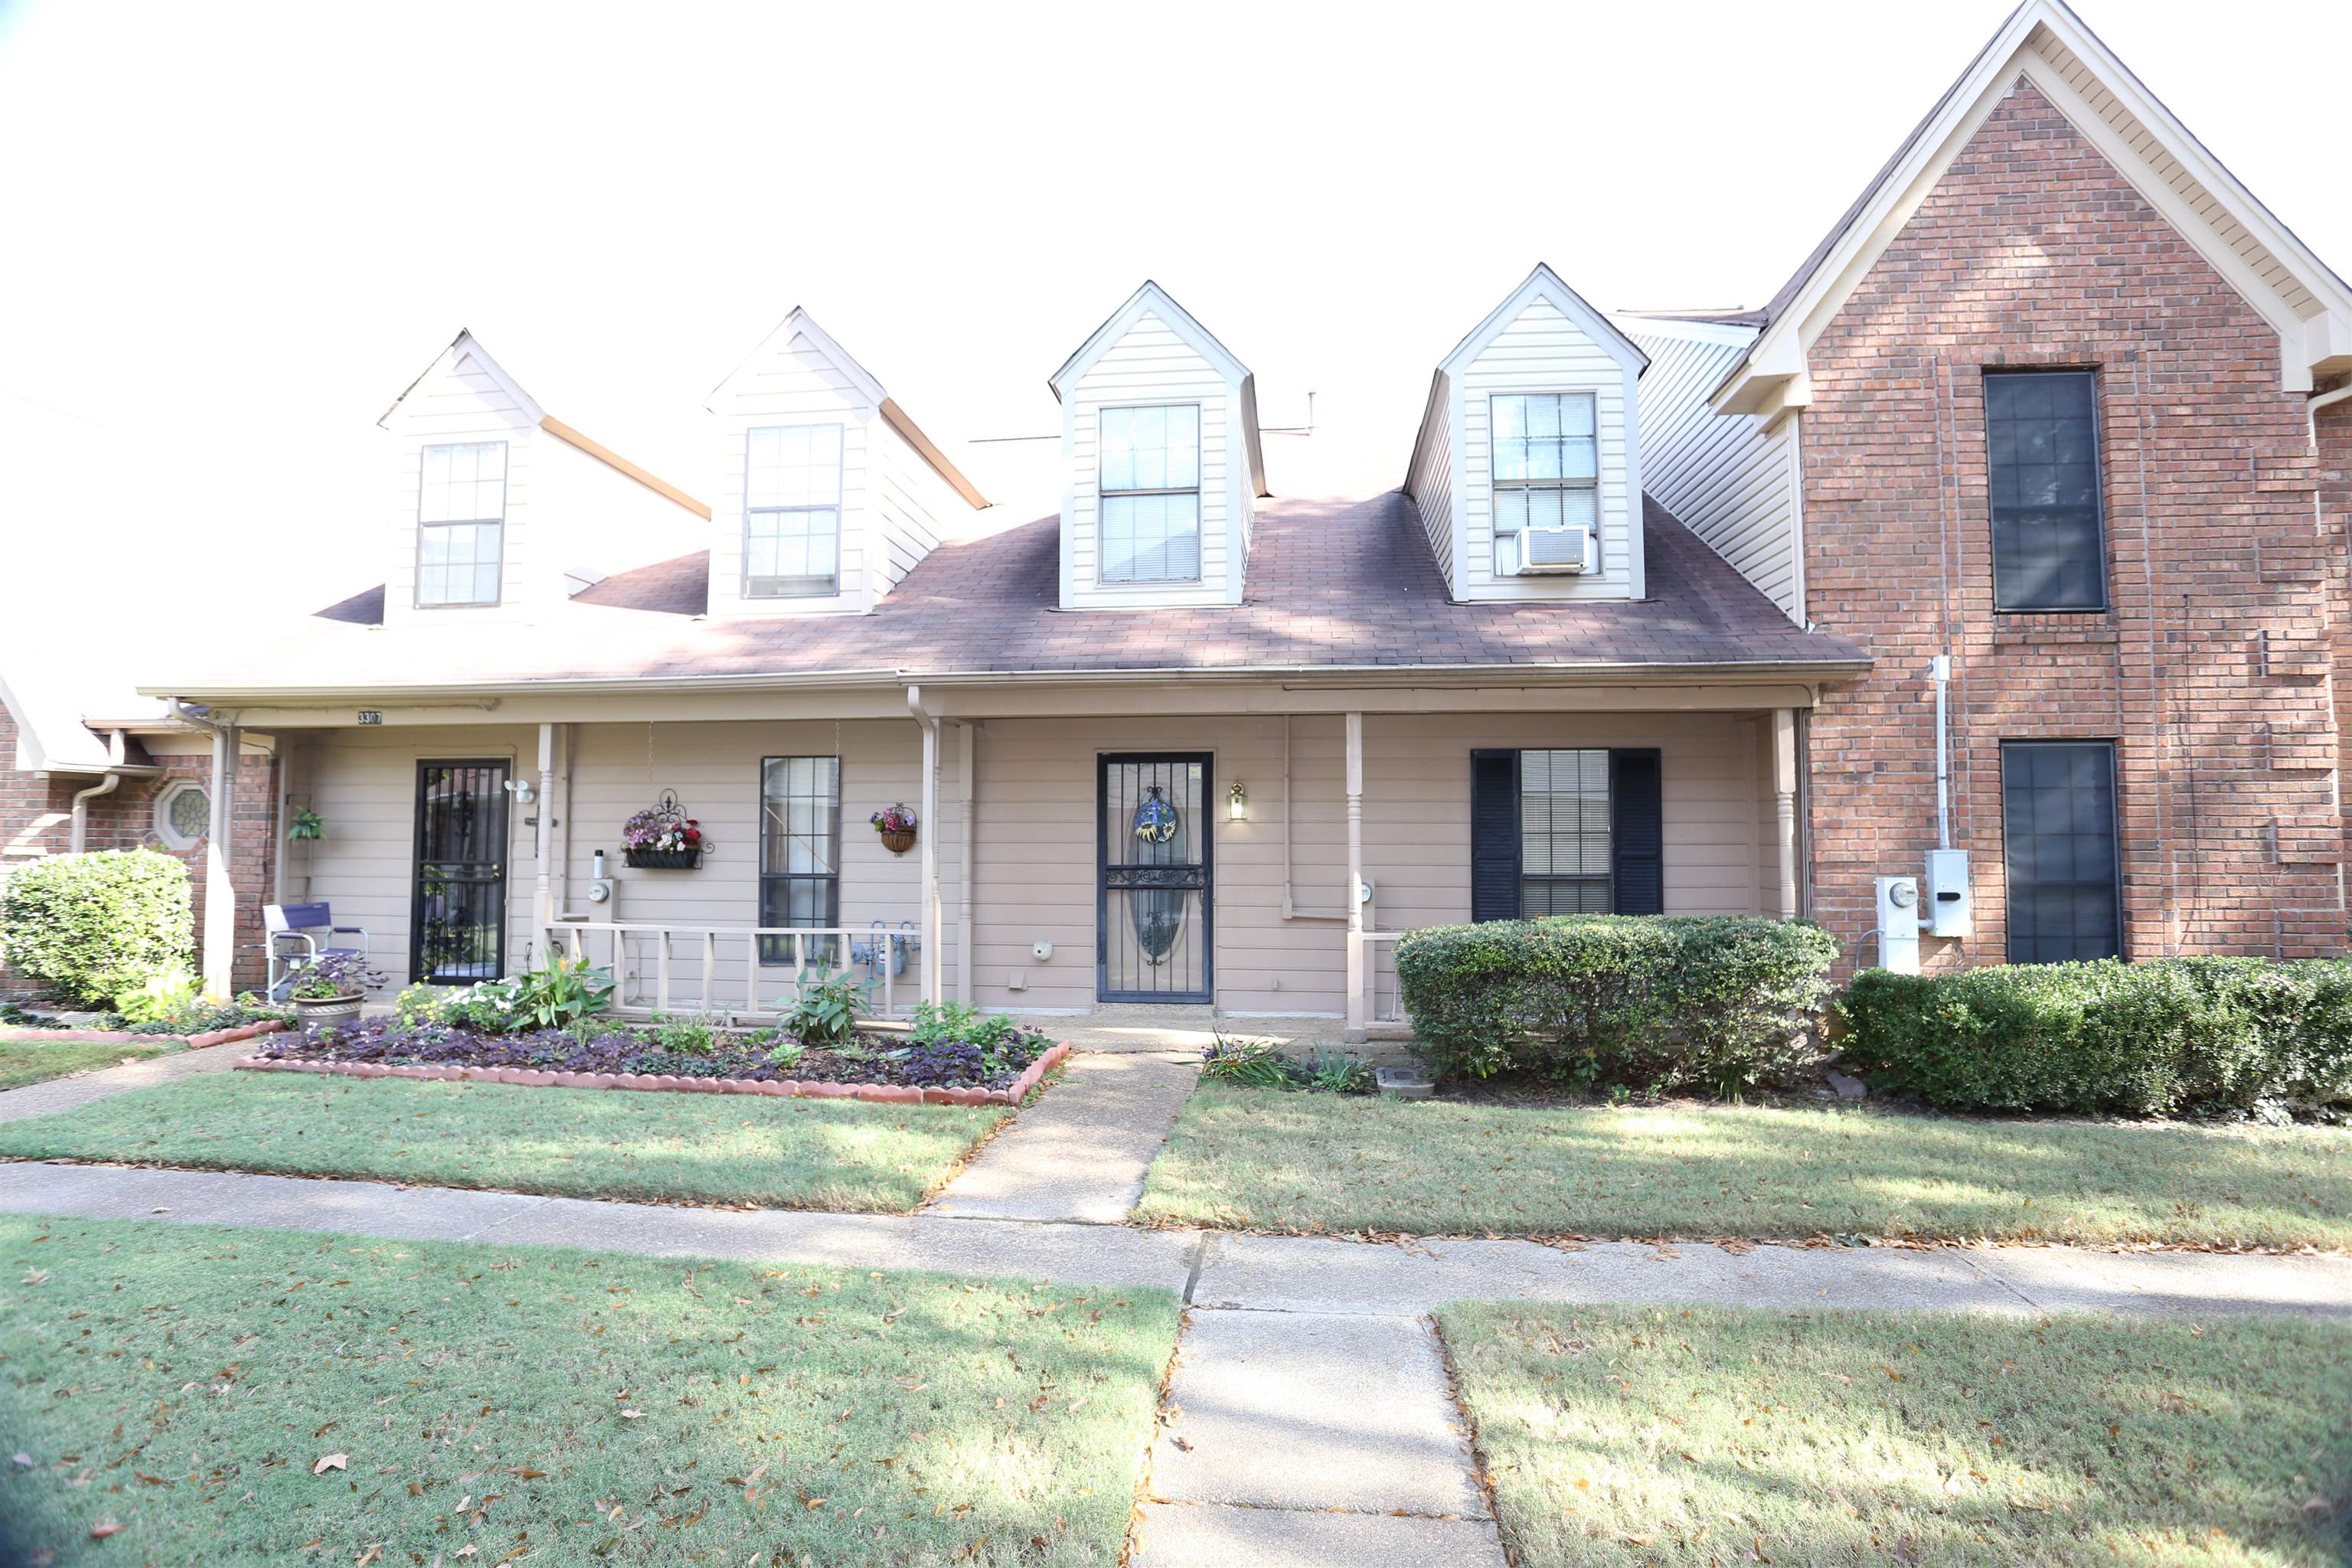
[1394,915,1839,1094]
[508,955,614,1031]
[1838,957,2352,1116]
[0,850,194,1007]
[779,968,872,1045]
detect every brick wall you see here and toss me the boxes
[1801,79,2343,972]
[0,704,276,997]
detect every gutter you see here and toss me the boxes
[139,655,1873,707]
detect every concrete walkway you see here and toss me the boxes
[5,1159,2347,1319]
[1133,1309,1503,1567]
[0,1039,253,1125]
[927,1050,1198,1221]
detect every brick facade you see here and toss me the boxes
[1801,80,2343,972]
[0,703,276,997]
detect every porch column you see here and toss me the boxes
[201,723,241,998]
[1344,710,1365,1043]
[532,723,557,937]
[956,721,976,1004]
[1773,708,1799,921]
[910,688,942,1008]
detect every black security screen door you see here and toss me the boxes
[1099,754,1212,1003]
[412,760,510,983]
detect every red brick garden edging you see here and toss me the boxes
[235,1040,1071,1107]
[1,1020,287,1050]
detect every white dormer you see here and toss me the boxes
[1406,264,1650,603]
[1050,282,1268,610]
[705,309,987,619]
[378,331,709,626]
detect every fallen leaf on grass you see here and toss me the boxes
[90,1520,126,1539]
[312,1453,348,1475]
[619,1410,644,1420]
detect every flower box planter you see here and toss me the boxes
[624,847,701,871]
[292,994,364,1027]
[878,828,916,855]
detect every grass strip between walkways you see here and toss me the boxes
[0,1072,1008,1213]
[0,1212,1180,1567]
[0,1036,182,1093]
[1438,1301,2352,1567]
[1133,1085,2352,1248]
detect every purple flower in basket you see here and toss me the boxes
[871,804,917,835]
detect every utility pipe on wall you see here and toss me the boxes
[1929,654,1952,851]
[66,731,130,853]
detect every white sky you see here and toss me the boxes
[2,0,2347,688]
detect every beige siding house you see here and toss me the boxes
[155,281,1867,1037]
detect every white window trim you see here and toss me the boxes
[414,439,509,609]
[153,779,208,851]
[743,423,846,600]
[1487,390,1600,579]
[1096,400,1204,586]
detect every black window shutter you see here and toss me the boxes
[1609,749,1663,915]
[1469,750,1521,922]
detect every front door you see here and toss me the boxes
[1098,753,1212,1003]
[411,760,511,983]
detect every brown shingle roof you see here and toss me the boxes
[165,492,1865,697]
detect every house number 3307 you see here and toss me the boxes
[357,710,383,726]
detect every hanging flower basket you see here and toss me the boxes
[872,803,918,855]
[622,792,709,871]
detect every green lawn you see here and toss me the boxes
[0,1073,1007,1212]
[0,1036,181,1092]
[1132,1086,2352,1247]
[0,1213,1179,1566]
[1439,1302,2352,1567]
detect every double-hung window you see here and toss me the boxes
[1490,393,1597,577]
[759,756,841,965]
[2001,740,2121,962]
[416,441,507,607]
[745,424,844,598]
[1986,371,2106,611]
[1470,748,1661,920]
[1098,403,1201,583]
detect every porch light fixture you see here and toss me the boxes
[1227,781,1248,822]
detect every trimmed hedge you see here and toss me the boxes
[1838,958,2352,1116]
[1394,915,1840,1093]
[0,850,194,1008]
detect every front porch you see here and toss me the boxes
[222,681,1811,1037]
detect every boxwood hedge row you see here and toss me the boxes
[1838,957,2352,1116]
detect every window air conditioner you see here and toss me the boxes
[1518,523,1594,575]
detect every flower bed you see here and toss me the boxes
[1,1019,286,1051]
[240,1018,1069,1106]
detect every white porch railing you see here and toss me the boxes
[541,922,921,1020]
[1357,931,1409,1031]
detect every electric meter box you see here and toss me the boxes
[1923,848,1972,939]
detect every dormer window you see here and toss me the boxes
[416,441,508,607]
[1490,393,1597,577]
[744,423,843,598]
[1099,403,1201,583]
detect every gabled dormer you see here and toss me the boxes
[1050,282,1268,610]
[1406,264,1650,603]
[705,309,988,619]
[378,331,708,626]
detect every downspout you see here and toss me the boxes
[2308,383,2352,918]
[67,730,129,853]
[906,685,942,1008]
[1929,654,1952,851]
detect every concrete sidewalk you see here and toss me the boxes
[5,1158,2346,1319]
[0,1040,253,1125]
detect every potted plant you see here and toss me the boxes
[871,803,918,855]
[289,949,381,1027]
[623,799,705,870]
